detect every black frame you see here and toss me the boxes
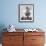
[18,4,34,22]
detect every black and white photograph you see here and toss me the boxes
[19,4,34,22]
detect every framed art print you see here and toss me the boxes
[18,4,34,22]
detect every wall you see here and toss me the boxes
[0,0,46,43]
[0,0,46,29]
